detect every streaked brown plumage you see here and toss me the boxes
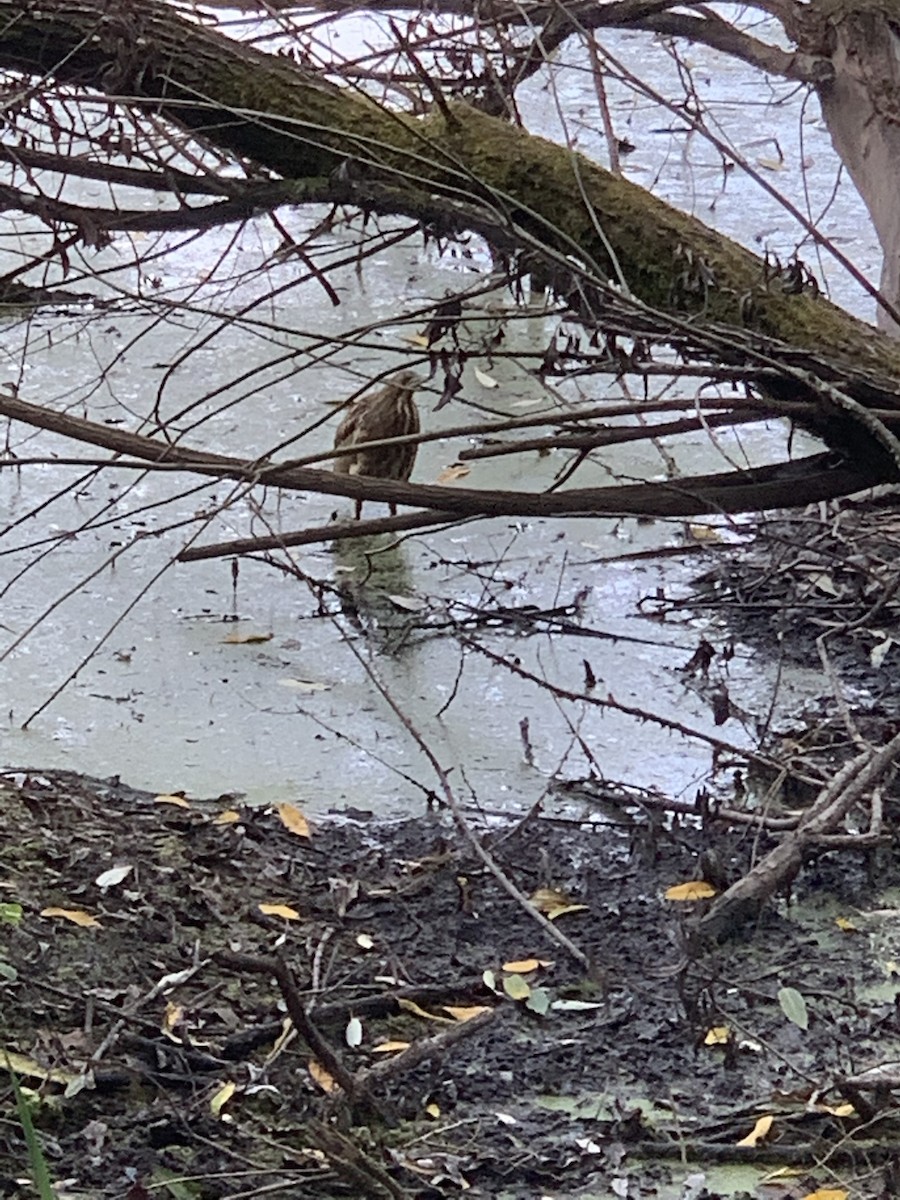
[332,369,421,519]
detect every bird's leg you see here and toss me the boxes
[354,498,363,520]
[389,502,397,516]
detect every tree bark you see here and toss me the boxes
[4,0,900,494]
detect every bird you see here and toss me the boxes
[332,369,421,519]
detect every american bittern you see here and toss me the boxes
[332,369,421,519]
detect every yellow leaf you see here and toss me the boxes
[546,903,589,921]
[502,958,552,973]
[163,1002,184,1033]
[214,809,241,825]
[210,1080,236,1116]
[425,1102,441,1119]
[704,1026,731,1046]
[397,998,452,1023]
[276,803,311,839]
[154,793,191,808]
[40,907,101,928]
[222,629,273,644]
[2,1051,75,1086]
[259,903,301,921]
[309,1060,339,1093]
[373,1041,410,1054]
[736,1114,774,1147]
[437,463,471,484]
[801,1192,849,1200]
[442,1005,492,1022]
[816,1102,856,1117]
[835,916,858,932]
[665,880,717,901]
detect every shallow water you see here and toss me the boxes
[0,11,877,811]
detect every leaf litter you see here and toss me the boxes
[1,766,900,1197]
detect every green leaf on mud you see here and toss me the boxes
[0,903,22,925]
[778,986,809,1030]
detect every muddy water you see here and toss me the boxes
[0,14,878,811]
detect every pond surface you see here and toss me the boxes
[0,11,879,811]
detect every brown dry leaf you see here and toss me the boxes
[530,887,576,913]
[308,1060,339,1093]
[442,1005,492,1022]
[436,462,471,484]
[214,810,241,825]
[736,1114,774,1147]
[397,998,453,1023]
[373,1041,410,1054]
[665,880,717,901]
[259,903,301,921]
[502,958,552,973]
[40,907,101,928]
[276,803,311,839]
[222,629,273,644]
[154,793,191,808]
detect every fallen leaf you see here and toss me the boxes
[502,958,552,973]
[2,1051,76,1085]
[778,985,808,1030]
[210,1080,236,1117]
[308,1060,338,1093]
[397,998,452,1023]
[474,367,499,388]
[223,630,273,644]
[40,907,101,928]
[95,864,133,890]
[214,809,241,825]
[154,794,191,808]
[373,1041,410,1054]
[276,803,311,839]
[345,1017,363,1048]
[736,1113,774,1146]
[442,1005,492,1022]
[530,887,576,913]
[835,916,858,933]
[425,1101,441,1118]
[277,678,330,693]
[503,974,531,1002]
[163,1002,184,1033]
[547,904,589,920]
[665,880,717,901]
[704,1026,731,1046]
[801,1191,848,1200]
[356,933,375,951]
[387,594,427,612]
[259,903,300,921]
[436,462,471,484]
